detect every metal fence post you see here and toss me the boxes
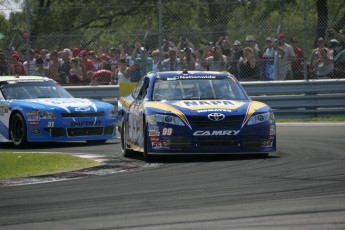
[25,0,31,75]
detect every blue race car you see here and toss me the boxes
[118,70,276,162]
[0,76,117,146]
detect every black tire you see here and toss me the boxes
[143,123,154,162]
[10,112,27,147]
[121,119,134,157]
[86,140,107,144]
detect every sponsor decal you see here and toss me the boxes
[150,136,160,141]
[0,104,9,115]
[162,127,173,135]
[149,131,160,136]
[32,129,41,134]
[152,142,162,148]
[75,107,90,112]
[193,130,240,136]
[161,140,169,147]
[71,121,101,126]
[26,111,39,121]
[29,121,40,125]
[173,100,245,111]
[197,109,232,113]
[208,113,225,121]
[167,75,217,80]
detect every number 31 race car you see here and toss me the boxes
[118,70,276,162]
[0,76,117,146]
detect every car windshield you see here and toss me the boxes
[152,77,249,101]
[0,81,73,100]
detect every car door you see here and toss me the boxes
[127,77,150,147]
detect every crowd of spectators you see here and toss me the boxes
[1,29,345,85]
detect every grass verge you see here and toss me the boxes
[0,152,100,180]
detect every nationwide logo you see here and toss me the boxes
[193,130,240,136]
[208,113,225,121]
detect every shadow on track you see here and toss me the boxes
[0,141,115,150]
[124,151,279,163]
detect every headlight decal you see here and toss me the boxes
[242,101,268,128]
[27,110,57,121]
[146,102,191,129]
[247,112,271,126]
[107,108,117,118]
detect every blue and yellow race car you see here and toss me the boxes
[118,71,276,161]
[0,76,117,146]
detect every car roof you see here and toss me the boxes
[147,71,234,80]
[0,76,52,84]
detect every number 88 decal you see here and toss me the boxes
[162,127,173,136]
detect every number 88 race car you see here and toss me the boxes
[0,76,117,146]
[118,71,276,162]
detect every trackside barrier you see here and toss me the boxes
[64,79,345,118]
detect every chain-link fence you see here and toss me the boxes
[1,0,345,85]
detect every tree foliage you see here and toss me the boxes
[1,0,345,53]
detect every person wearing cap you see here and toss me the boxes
[72,48,80,58]
[245,35,261,60]
[99,53,112,71]
[273,33,296,80]
[9,53,26,75]
[310,37,334,79]
[202,45,227,71]
[90,69,112,85]
[79,49,96,83]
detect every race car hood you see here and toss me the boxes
[10,98,112,113]
[144,100,269,129]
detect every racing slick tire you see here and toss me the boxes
[121,120,134,158]
[10,112,27,147]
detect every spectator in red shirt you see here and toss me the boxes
[90,69,112,85]
[290,37,304,80]
[9,53,26,75]
[79,49,96,83]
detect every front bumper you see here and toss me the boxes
[26,117,116,142]
[146,122,276,154]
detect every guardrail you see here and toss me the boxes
[64,79,345,118]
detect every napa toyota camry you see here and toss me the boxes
[118,70,276,161]
[0,76,116,146]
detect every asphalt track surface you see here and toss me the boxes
[0,123,345,230]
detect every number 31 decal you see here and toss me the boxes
[162,127,172,136]
[48,121,54,127]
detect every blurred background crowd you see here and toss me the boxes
[1,0,345,85]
